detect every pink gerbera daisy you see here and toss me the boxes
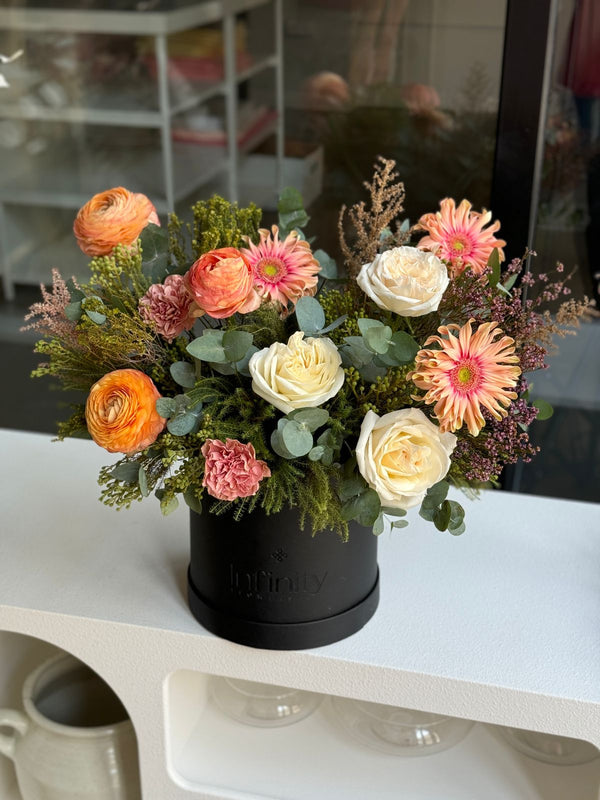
[417,198,506,277]
[242,225,320,308]
[408,319,521,437]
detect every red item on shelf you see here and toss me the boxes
[172,109,278,147]
[143,52,253,82]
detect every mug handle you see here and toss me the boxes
[0,709,29,761]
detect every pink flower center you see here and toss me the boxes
[255,257,287,283]
[449,234,471,255]
[450,358,481,394]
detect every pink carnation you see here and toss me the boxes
[201,439,271,501]
[139,275,195,342]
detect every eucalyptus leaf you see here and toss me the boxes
[139,223,170,283]
[433,500,452,531]
[382,506,407,518]
[320,448,334,466]
[342,488,381,527]
[186,331,226,363]
[339,474,368,502]
[373,513,386,536]
[64,301,83,322]
[448,500,465,530]
[173,393,191,412]
[488,247,501,288]
[138,466,149,498]
[358,361,387,383]
[376,331,419,365]
[170,361,196,388]
[424,480,449,507]
[210,362,235,375]
[167,411,199,436]
[320,315,348,335]
[183,488,203,514]
[342,337,374,368]
[308,445,326,461]
[357,318,384,336]
[449,521,466,536]
[364,325,392,354]
[313,249,337,279]
[278,186,305,214]
[84,309,106,325]
[419,504,435,522]
[279,208,309,233]
[111,462,140,483]
[295,296,326,333]
[287,407,329,432]
[234,344,259,376]
[281,420,313,457]
[66,279,85,302]
[392,519,409,529]
[532,398,553,421]
[317,428,337,447]
[223,330,253,363]
[503,272,519,292]
[156,397,176,418]
[270,429,296,459]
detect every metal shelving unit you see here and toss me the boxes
[0,0,284,300]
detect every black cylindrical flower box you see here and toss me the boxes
[187,508,379,650]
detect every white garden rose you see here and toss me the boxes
[249,331,345,414]
[356,408,456,510]
[357,246,449,317]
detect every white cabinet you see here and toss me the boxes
[0,0,283,300]
[1,429,599,799]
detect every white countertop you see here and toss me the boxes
[1,428,599,749]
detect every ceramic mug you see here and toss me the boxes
[0,653,141,800]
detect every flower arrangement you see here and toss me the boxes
[24,158,589,538]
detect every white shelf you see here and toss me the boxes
[0,2,224,36]
[0,430,599,799]
[0,0,276,36]
[0,53,277,128]
[167,677,600,800]
[0,116,277,214]
[0,0,284,301]
[0,141,227,212]
[235,53,278,84]
[7,231,88,288]
[0,98,165,129]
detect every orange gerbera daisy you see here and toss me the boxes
[409,319,521,436]
[417,198,506,277]
[242,225,320,308]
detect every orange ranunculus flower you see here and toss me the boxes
[73,187,160,257]
[85,369,166,454]
[184,247,261,319]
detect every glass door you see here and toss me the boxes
[507,0,600,503]
[282,0,508,255]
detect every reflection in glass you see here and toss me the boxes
[513,0,600,503]
[502,727,599,766]
[285,1,506,255]
[210,677,321,727]
[330,697,474,756]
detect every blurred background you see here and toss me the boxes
[0,0,598,502]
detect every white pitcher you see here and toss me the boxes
[0,653,141,800]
